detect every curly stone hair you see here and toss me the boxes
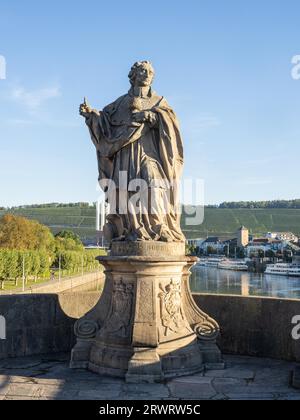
[128,61,155,86]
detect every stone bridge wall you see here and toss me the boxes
[0,292,299,362]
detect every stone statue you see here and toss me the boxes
[71,61,223,382]
[79,61,185,243]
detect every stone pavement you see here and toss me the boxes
[0,353,299,400]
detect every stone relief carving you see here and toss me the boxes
[100,279,133,338]
[158,279,186,336]
[137,280,154,322]
[181,272,220,341]
[74,319,99,340]
[194,320,220,341]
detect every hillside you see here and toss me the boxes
[1,206,300,241]
[182,207,300,239]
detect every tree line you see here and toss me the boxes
[0,248,101,289]
[2,199,300,211]
[218,199,300,209]
[0,214,103,289]
[1,202,93,210]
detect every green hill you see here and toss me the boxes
[1,206,300,241]
[182,207,300,239]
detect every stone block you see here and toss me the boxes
[292,366,300,389]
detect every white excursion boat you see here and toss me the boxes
[197,257,227,267]
[218,259,249,271]
[196,258,208,267]
[265,263,300,277]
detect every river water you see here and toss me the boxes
[190,265,300,300]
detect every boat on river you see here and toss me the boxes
[265,263,300,277]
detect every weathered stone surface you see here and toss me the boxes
[226,393,276,400]
[110,241,186,257]
[1,292,300,364]
[0,294,101,360]
[80,61,185,243]
[168,377,216,399]
[292,366,300,389]
[71,254,222,382]
[278,394,300,400]
[0,354,299,400]
[77,386,122,400]
[0,382,10,396]
[121,383,170,399]
[194,294,300,362]
[205,367,255,380]
[212,378,248,394]
[6,383,43,398]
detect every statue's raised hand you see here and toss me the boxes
[79,97,92,118]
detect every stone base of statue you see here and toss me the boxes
[70,242,224,382]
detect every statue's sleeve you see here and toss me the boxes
[84,96,145,182]
[85,110,111,150]
[153,99,184,182]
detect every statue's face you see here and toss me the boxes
[134,64,154,87]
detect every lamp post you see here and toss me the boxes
[22,254,25,293]
[59,254,61,282]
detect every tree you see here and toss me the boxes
[0,214,55,253]
[207,246,217,255]
[55,230,84,252]
[186,244,197,256]
[38,251,50,278]
[32,221,56,255]
[6,250,18,285]
[0,214,36,250]
[257,249,265,259]
[266,250,275,260]
[30,251,41,282]
[237,247,245,259]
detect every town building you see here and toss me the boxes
[265,232,299,243]
[199,237,225,254]
[237,226,249,247]
[245,238,284,257]
[186,238,205,248]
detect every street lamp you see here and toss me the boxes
[59,254,61,282]
[22,254,25,292]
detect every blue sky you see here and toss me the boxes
[0,0,299,206]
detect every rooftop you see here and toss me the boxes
[0,353,299,400]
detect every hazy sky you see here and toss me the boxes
[0,0,299,206]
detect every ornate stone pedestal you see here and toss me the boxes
[70,242,223,382]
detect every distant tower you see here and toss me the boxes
[96,200,108,246]
[237,226,249,248]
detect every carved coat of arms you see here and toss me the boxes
[159,279,185,336]
[101,279,133,338]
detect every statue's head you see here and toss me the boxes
[128,61,154,87]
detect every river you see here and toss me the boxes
[190,265,300,299]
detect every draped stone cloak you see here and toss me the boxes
[85,88,185,242]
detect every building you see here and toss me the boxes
[265,232,299,243]
[187,238,205,248]
[199,237,225,254]
[245,238,284,257]
[96,200,110,246]
[237,226,249,247]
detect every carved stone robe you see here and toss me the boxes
[85,87,185,242]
